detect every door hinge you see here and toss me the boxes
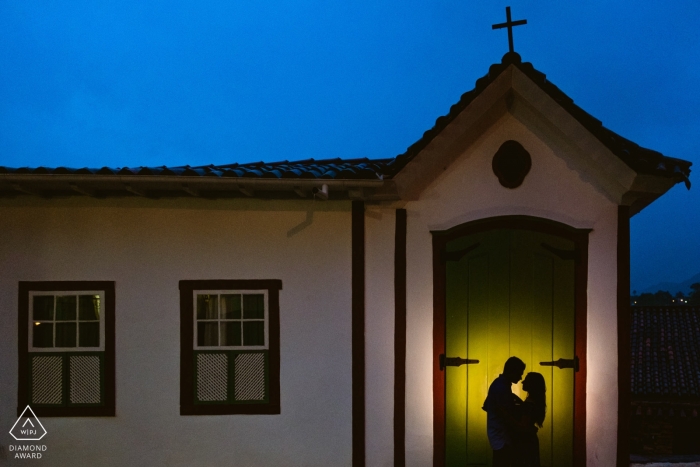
[439,354,480,371]
[539,356,579,372]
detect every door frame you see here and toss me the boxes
[431,215,590,467]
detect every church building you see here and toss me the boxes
[0,17,692,467]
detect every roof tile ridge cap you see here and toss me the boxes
[439,56,513,126]
[279,156,391,165]
[512,59,615,133]
[402,63,502,157]
[515,61,573,106]
[257,159,294,166]
[500,51,522,65]
[385,59,509,178]
[505,51,544,80]
[510,58,582,111]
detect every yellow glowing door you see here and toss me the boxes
[444,229,575,467]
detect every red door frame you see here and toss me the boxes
[431,215,590,467]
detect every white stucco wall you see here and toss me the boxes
[403,113,620,467]
[0,112,625,467]
[0,198,353,467]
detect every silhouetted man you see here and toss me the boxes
[482,356,526,467]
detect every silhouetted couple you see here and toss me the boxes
[482,356,546,467]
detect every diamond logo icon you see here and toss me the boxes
[9,406,47,441]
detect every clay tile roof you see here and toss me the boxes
[631,306,700,399]
[0,157,392,181]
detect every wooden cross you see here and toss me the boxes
[492,6,527,53]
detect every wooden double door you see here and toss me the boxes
[443,228,577,467]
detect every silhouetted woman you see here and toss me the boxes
[515,372,546,467]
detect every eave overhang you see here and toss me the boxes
[0,173,398,201]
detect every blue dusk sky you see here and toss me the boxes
[1,1,698,292]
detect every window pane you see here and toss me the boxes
[243,294,264,319]
[243,321,265,346]
[33,323,54,347]
[56,296,77,321]
[221,294,241,319]
[33,296,54,320]
[197,322,219,346]
[56,323,77,347]
[79,322,100,347]
[196,295,218,320]
[220,322,242,346]
[79,295,100,320]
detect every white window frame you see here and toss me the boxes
[28,291,106,352]
[192,289,269,351]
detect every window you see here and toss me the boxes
[179,280,281,415]
[18,281,115,417]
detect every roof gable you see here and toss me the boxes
[386,52,691,214]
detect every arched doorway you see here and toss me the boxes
[432,216,589,467]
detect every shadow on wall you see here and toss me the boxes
[287,211,313,237]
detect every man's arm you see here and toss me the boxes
[492,389,536,434]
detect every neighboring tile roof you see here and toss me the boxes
[383,52,692,187]
[631,306,700,399]
[631,400,700,418]
[0,157,391,181]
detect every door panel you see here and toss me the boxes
[531,251,555,461]
[465,252,490,467]
[445,229,575,467]
[551,236,575,466]
[445,253,468,465]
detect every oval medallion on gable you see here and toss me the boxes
[492,140,531,188]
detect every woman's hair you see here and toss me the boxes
[524,372,547,428]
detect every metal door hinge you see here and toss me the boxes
[439,354,480,371]
[540,356,579,372]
